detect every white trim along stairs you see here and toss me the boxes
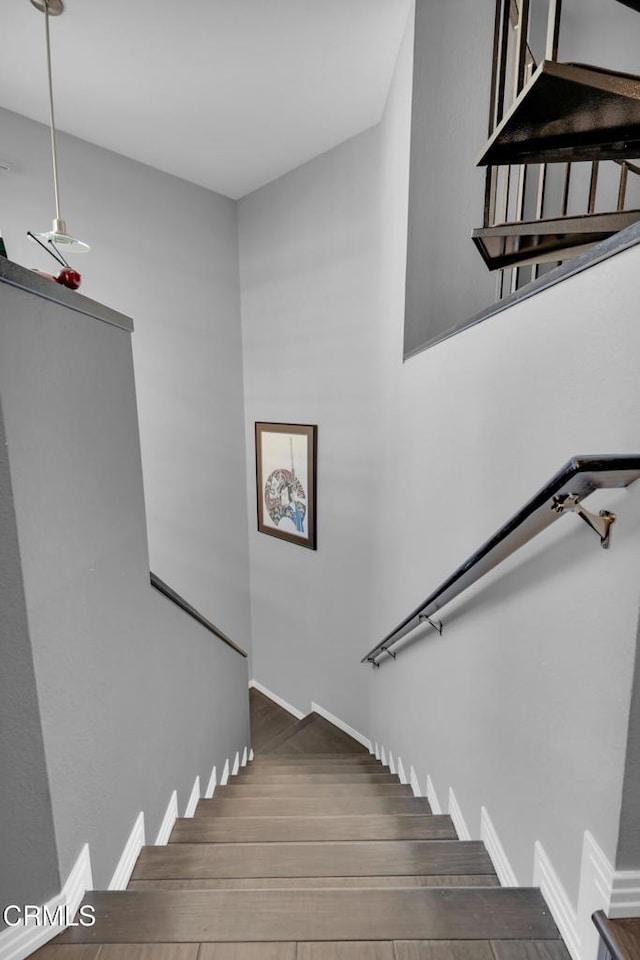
[2,679,637,960]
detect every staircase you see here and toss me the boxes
[33,689,570,959]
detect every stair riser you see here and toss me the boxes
[229,770,400,784]
[241,765,388,774]
[195,797,431,817]
[169,814,457,843]
[216,784,414,798]
[251,755,377,764]
[132,840,494,880]
[128,875,501,890]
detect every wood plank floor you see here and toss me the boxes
[32,692,569,960]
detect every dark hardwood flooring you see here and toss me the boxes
[31,690,570,960]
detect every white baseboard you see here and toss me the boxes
[249,679,305,720]
[374,742,380,761]
[448,788,471,841]
[0,844,93,960]
[426,774,441,815]
[184,776,200,818]
[241,747,248,767]
[310,701,373,752]
[380,746,387,767]
[231,751,240,776]
[205,764,217,799]
[577,831,615,960]
[480,806,518,887]
[155,790,178,845]
[534,840,582,960]
[609,871,640,917]
[409,765,421,797]
[388,751,396,774]
[108,812,144,890]
[220,757,230,786]
[397,756,408,785]
[249,748,254,762]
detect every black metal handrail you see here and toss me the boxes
[593,909,640,960]
[150,572,248,658]
[362,455,640,667]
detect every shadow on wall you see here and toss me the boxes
[382,518,604,662]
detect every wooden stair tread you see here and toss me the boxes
[394,943,571,960]
[216,783,413,797]
[490,943,572,960]
[170,814,457,843]
[56,888,560,943]
[240,764,390,775]
[128,876,500,890]
[200,947,296,960]
[297,945,394,959]
[472,210,640,270]
[253,754,380,763]
[232,773,400,783]
[195,797,432,817]
[29,941,569,960]
[132,840,494,880]
[477,60,640,166]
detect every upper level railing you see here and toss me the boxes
[479,0,640,296]
[150,572,248,658]
[362,455,640,667]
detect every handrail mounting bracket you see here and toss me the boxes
[551,493,616,549]
[418,613,443,635]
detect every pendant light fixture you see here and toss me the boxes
[29,0,90,253]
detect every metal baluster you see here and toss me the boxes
[588,161,599,214]
[545,0,562,61]
[532,163,548,279]
[495,0,513,126]
[617,162,629,211]
[513,0,531,99]
[561,162,571,216]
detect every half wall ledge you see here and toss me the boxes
[405,219,640,360]
[0,256,134,333]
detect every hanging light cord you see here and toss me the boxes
[43,0,62,224]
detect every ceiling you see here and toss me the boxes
[0,0,411,199]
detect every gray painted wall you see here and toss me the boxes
[369,5,640,910]
[237,120,385,732]
[0,393,60,917]
[403,0,496,355]
[0,277,250,892]
[238,3,640,929]
[616,623,640,870]
[403,0,640,356]
[0,107,251,652]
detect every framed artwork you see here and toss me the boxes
[255,422,317,550]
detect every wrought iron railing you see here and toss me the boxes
[479,0,640,296]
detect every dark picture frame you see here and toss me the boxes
[255,422,317,550]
